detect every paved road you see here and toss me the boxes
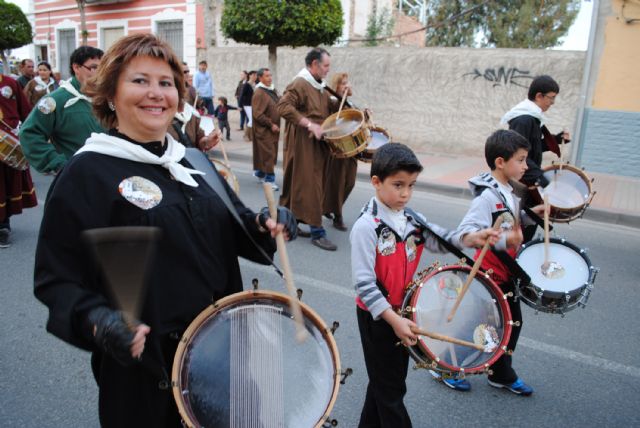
[1,161,639,427]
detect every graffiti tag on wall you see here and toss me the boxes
[463,67,534,88]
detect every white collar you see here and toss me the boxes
[34,75,54,89]
[76,132,205,187]
[59,78,91,108]
[294,67,326,93]
[256,82,275,91]
[500,98,546,126]
[174,102,200,133]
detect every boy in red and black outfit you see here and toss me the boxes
[350,143,498,427]
[454,130,546,395]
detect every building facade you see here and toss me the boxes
[28,0,205,79]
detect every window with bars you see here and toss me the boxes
[58,29,76,80]
[156,21,184,61]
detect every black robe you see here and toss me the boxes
[34,137,275,427]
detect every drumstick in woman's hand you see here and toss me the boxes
[262,183,308,342]
[447,217,503,323]
[336,89,348,120]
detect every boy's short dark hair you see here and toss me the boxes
[485,130,531,170]
[528,75,560,100]
[69,45,103,76]
[218,96,227,104]
[371,143,423,182]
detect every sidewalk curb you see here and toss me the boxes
[223,151,640,229]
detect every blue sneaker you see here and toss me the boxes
[429,370,471,392]
[488,378,534,396]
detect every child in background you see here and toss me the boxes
[350,143,498,426]
[213,96,237,141]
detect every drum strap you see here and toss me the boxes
[404,208,474,268]
[491,249,531,287]
[184,148,284,278]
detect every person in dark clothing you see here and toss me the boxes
[501,75,571,188]
[33,34,296,428]
[235,70,247,130]
[240,70,257,141]
[213,96,238,140]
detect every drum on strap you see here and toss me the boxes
[401,265,513,376]
[321,109,370,159]
[356,126,391,163]
[516,237,598,315]
[536,164,595,223]
[172,290,342,428]
[0,127,29,170]
[210,158,240,195]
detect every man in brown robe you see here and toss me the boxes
[252,68,281,190]
[277,48,339,251]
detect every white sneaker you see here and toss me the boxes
[270,183,279,191]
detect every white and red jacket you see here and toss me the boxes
[350,197,458,320]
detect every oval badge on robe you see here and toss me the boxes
[37,97,56,114]
[118,176,163,210]
[1,85,13,99]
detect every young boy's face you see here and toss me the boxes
[372,170,419,211]
[500,148,529,181]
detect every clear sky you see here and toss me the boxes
[6,0,594,60]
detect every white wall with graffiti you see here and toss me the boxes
[207,46,585,156]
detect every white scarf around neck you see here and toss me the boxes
[174,102,201,133]
[34,76,54,93]
[256,82,275,91]
[60,78,92,108]
[76,132,205,187]
[500,98,546,127]
[294,67,326,93]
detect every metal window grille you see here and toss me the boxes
[58,29,76,80]
[156,21,184,61]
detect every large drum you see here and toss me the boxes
[321,109,370,159]
[516,237,598,315]
[401,265,512,376]
[0,127,29,170]
[172,290,342,428]
[535,164,595,223]
[356,126,391,163]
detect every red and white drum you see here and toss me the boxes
[401,265,513,376]
[172,290,342,428]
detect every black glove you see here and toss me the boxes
[258,206,298,241]
[86,306,138,367]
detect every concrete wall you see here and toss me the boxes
[206,46,585,155]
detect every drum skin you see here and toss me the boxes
[516,237,597,314]
[0,128,29,170]
[172,290,341,428]
[321,109,370,159]
[401,265,512,376]
[209,158,240,195]
[356,127,391,163]
[536,164,594,223]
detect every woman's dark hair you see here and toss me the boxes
[528,75,560,100]
[84,33,185,129]
[485,130,531,169]
[37,61,52,71]
[371,143,423,182]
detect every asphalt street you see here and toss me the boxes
[1,160,639,427]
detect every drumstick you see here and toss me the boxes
[543,194,550,266]
[447,217,503,323]
[262,183,308,342]
[217,136,231,167]
[336,89,348,120]
[410,326,485,352]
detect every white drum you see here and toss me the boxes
[516,237,598,315]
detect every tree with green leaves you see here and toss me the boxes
[0,0,33,73]
[365,5,395,47]
[425,0,581,49]
[221,0,343,82]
